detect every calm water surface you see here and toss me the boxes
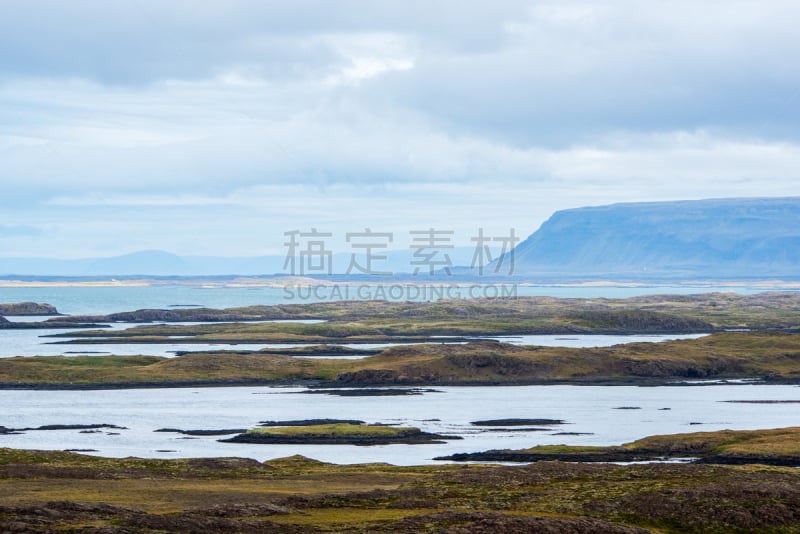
[1,384,798,465]
[0,285,795,464]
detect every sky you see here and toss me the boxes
[1,0,800,259]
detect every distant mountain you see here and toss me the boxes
[4,198,798,280]
[85,250,189,276]
[511,197,800,278]
[0,251,285,277]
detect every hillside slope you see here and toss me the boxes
[512,197,800,277]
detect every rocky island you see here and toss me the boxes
[220,422,461,445]
[0,302,60,316]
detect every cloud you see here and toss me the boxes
[0,1,798,257]
[0,1,526,84]
[364,1,800,144]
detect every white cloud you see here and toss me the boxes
[325,57,414,86]
[0,1,798,257]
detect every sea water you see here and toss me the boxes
[1,384,798,465]
[0,284,796,465]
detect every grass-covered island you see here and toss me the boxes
[437,426,800,467]
[38,291,800,328]
[1,292,798,388]
[3,332,800,388]
[219,422,461,445]
[0,302,59,316]
[29,292,800,344]
[3,427,800,532]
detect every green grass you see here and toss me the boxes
[488,427,800,461]
[247,423,412,437]
[5,332,800,386]
[626,426,800,457]
[47,292,800,350]
[53,292,800,331]
[50,311,705,344]
[2,441,800,532]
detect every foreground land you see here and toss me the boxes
[2,331,800,388]
[3,295,800,531]
[2,427,800,532]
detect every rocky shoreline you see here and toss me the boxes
[435,449,800,467]
[0,302,60,316]
[0,423,126,434]
[436,427,800,467]
[0,318,109,329]
[471,418,566,426]
[299,388,441,396]
[220,431,459,446]
[0,375,789,390]
[220,421,463,446]
[155,428,247,436]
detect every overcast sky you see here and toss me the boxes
[2,1,799,258]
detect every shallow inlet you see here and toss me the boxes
[1,329,708,358]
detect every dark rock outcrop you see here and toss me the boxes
[221,426,462,446]
[471,418,565,426]
[0,302,59,316]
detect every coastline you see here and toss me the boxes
[0,375,792,391]
[2,277,800,289]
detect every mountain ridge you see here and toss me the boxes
[3,197,798,279]
[511,196,800,277]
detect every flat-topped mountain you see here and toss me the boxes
[512,197,800,278]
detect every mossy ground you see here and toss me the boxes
[54,292,800,331]
[247,423,410,437]
[626,426,800,458]
[2,445,800,532]
[4,331,800,386]
[8,292,798,387]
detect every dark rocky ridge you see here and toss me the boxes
[0,302,59,316]
[155,428,248,436]
[471,418,565,426]
[221,423,462,446]
[0,320,108,329]
[299,388,440,396]
[1,424,126,434]
[221,430,460,446]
